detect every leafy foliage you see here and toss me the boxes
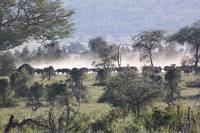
[99,71,164,116]
[14,69,32,98]
[89,37,117,70]
[0,0,74,51]
[170,22,200,68]
[164,68,181,100]
[133,30,164,66]
[47,81,67,104]
[0,52,16,76]
[27,82,45,111]
[0,79,9,106]
[95,68,109,85]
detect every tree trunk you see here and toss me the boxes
[170,80,174,100]
[148,49,154,67]
[133,102,137,116]
[136,100,140,118]
[0,1,3,29]
[48,73,51,80]
[194,44,199,73]
[185,107,191,133]
[117,44,121,67]
[3,94,7,105]
[177,105,182,133]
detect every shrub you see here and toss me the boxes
[99,72,164,116]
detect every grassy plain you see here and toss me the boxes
[0,73,200,132]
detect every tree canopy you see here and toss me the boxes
[0,0,74,51]
[133,30,164,66]
[0,51,16,76]
[170,22,200,68]
[89,37,117,70]
[99,71,164,116]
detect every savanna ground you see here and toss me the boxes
[0,73,200,132]
[0,74,111,132]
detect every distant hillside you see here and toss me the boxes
[65,0,200,39]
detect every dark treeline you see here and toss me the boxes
[13,41,87,64]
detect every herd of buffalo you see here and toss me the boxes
[16,63,200,76]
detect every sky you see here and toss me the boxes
[64,0,200,41]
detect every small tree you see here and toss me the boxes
[99,71,163,117]
[0,52,16,76]
[89,37,117,71]
[9,72,18,90]
[95,69,109,85]
[70,68,86,104]
[14,69,32,98]
[133,30,164,66]
[164,68,181,101]
[27,82,45,111]
[47,81,69,105]
[0,79,9,106]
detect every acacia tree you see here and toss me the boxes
[0,0,73,51]
[170,22,200,71]
[89,37,117,71]
[132,30,164,67]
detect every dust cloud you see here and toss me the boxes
[28,50,190,69]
